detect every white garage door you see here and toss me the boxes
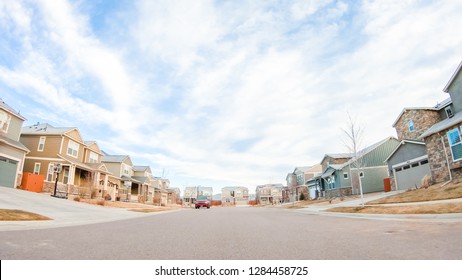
[394,158,430,190]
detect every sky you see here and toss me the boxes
[1,0,462,194]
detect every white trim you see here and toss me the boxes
[25,156,65,161]
[33,162,41,174]
[350,165,388,171]
[391,155,429,169]
[37,136,46,151]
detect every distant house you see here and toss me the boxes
[20,123,110,198]
[419,60,462,184]
[183,186,213,207]
[255,183,284,205]
[286,164,322,201]
[386,100,451,190]
[318,137,399,197]
[101,153,138,201]
[167,187,181,205]
[132,165,152,203]
[0,98,29,189]
[221,186,249,206]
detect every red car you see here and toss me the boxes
[195,197,211,209]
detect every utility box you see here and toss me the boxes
[21,172,45,193]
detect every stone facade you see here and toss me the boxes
[394,109,441,140]
[425,125,462,183]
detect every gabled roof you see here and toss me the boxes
[391,98,451,128]
[133,165,152,173]
[0,98,26,121]
[0,134,30,152]
[102,154,131,163]
[420,110,462,139]
[443,60,462,93]
[384,139,426,163]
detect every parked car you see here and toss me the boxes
[195,196,211,209]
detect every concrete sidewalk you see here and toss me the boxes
[0,187,179,231]
[294,191,462,223]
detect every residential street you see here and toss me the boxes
[1,206,461,259]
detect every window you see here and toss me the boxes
[0,110,11,133]
[89,151,98,163]
[343,172,349,179]
[62,168,69,184]
[47,164,54,181]
[447,128,462,161]
[33,163,41,174]
[38,136,46,151]
[445,106,454,118]
[67,140,79,158]
[408,120,415,133]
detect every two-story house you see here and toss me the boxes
[318,137,399,197]
[132,165,152,203]
[286,165,322,201]
[420,60,462,184]
[0,98,29,189]
[221,186,249,206]
[385,100,451,190]
[101,153,139,201]
[182,186,213,207]
[255,183,284,205]
[20,123,109,198]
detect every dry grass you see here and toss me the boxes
[367,182,462,205]
[128,207,178,213]
[77,198,181,212]
[0,209,51,221]
[327,202,462,214]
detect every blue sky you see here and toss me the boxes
[1,0,462,194]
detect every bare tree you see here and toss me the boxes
[342,113,366,207]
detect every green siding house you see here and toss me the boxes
[319,137,400,197]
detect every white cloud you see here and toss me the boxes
[2,0,462,193]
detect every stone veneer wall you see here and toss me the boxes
[395,110,441,140]
[425,131,452,183]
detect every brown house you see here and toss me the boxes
[20,123,110,198]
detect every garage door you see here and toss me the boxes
[0,157,18,188]
[394,158,430,190]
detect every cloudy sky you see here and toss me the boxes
[1,0,462,193]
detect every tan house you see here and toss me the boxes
[167,187,181,205]
[182,186,213,207]
[152,177,169,206]
[255,183,284,205]
[132,165,152,203]
[20,123,110,198]
[221,186,249,206]
[101,153,138,201]
[0,98,29,189]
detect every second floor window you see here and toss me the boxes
[0,110,11,133]
[408,120,415,133]
[38,136,46,151]
[67,140,79,158]
[89,151,98,163]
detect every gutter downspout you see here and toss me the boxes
[439,133,453,187]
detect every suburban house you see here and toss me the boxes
[255,183,284,205]
[167,187,181,205]
[286,164,322,201]
[419,60,462,184]
[183,186,213,207]
[101,153,138,201]
[132,165,152,203]
[0,98,29,189]
[20,123,110,198]
[385,100,452,190]
[152,177,169,206]
[316,137,400,197]
[221,186,249,206]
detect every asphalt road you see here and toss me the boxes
[0,207,461,259]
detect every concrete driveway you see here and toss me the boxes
[0,187,177,231]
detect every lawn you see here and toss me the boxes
[366,182,462,204]
[0,209,51,221]
[326,202,462,214]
